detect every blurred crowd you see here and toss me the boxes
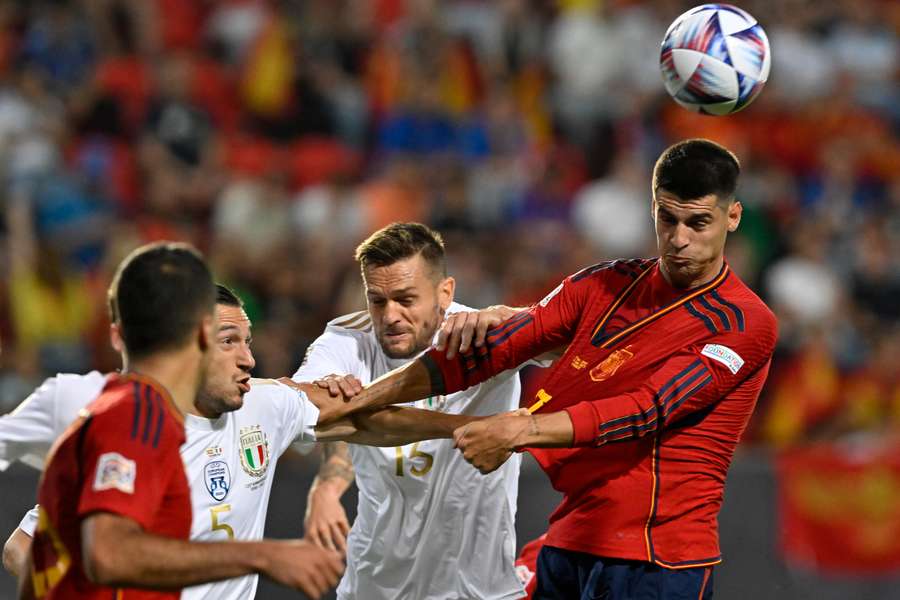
[0,0,896,448]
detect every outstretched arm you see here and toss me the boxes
[81,513,343,597]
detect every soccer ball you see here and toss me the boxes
[660,4,770,115]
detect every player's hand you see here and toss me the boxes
[260,539,344,598]
[314,374,363,398]
[436,305,525,359]
[279,378,352,420]
[453,409,530,474]
[304,482,351,554]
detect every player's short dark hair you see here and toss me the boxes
[354,222,447,280]
[652,138,741,204]
[215,284,243,308]
[108,241,215,360]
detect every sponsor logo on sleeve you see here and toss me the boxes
[701,344,744,374]
[93,452,136,494]
[204,461,231,501]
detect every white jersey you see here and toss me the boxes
[294,304,525,600]
[2,373,318,600]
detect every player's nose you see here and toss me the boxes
[238,344,256,371]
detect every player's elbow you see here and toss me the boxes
[81,515,139,586]
[3,528,31,577]
[83,537,129,586]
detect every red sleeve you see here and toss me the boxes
[77,389,180,530]
[565,313,777,447]
[422,271,592,396]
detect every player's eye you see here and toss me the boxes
[370,298,386,306]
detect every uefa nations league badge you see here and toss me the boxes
[239,425,270,478]
[204,461,231,501]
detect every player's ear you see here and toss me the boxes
[726,200,742,233]
[438,276,455,311]
[109,323,124,353]
[198,314,216,353]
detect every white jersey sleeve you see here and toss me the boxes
[249,378,320,455]
[0,371,105,471]
[18,505,39,536]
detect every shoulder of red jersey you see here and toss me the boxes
[684,272,778,373]
[568,258,656,286]
[87,377,183,451]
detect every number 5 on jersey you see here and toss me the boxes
[394,443,433,477]
[210,504,234,539]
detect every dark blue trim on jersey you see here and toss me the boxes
[131,382,142,439]
[485,311,532,341]
[710,290,744,331]
[142,384,155,444]
[647,436,662,562]
[697,295,731,331]
[663,375,713,420]
[685,302,717,334]
[594,360,706,442]
[486,315,534,349]
[152,392,165,448]
[572,261,614,282]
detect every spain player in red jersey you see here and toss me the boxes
[19,242,343,600]
[317,139,778,599]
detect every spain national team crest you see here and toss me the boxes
[238,425,270,478]
[590,346,634,382]
[204,461,231,501]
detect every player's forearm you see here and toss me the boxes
[310,442,354,497]
[3,527,31,577]
[511,411,575,449]
[317,359,433,424]
[82,514,268,588]
[352,407,480,446]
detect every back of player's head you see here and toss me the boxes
[652,138,740,203]
[355,222,447,280]
[108,241,215,360]
[215,283,243,308]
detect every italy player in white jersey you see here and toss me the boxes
[295,223,539,600]
[1,285,322,599]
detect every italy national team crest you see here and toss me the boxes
[204,461,231,501]
[590,346,634,382]
[238,425,270,478]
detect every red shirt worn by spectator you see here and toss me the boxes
[28,374,191,599]
[423,259,777,568]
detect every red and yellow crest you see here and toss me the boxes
[590,346,634,382]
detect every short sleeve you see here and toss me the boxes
[0,376,61,471]
[266,382,320,457]
[18,505,39,536]
[77,404,181,530]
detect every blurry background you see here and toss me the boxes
[0,0,897,598]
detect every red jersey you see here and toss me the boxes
[28,374,191,599]
[423,259,777,568]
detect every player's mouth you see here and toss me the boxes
[665,255,693,266]
[237,377,251,395]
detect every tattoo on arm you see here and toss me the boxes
[319,442,355,484]
[529,415,540,440]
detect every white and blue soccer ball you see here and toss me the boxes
[660,4,771,115]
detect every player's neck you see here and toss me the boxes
[124,349,205,417]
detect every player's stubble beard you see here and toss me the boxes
[377,301,445,360]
